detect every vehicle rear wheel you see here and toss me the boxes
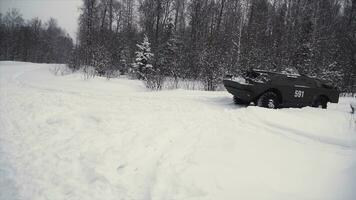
[313,96,328,109]
[233,96,249,105]
[257,92,279,109]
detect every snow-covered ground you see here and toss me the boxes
[0,61,355,200]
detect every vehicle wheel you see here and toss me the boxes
[233,96,249,105]
[313,96,328,109]
[257,92,279,109]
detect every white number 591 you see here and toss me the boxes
[294,90,304,98]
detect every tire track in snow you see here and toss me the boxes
[11,65,356,157]
[240,108,356,150]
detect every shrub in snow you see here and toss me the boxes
[49,64,72,76]
[81,65,96,80]
[162,77,206,90]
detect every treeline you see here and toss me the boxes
[0,9,73,64]
[2,1,354,91]
[74,0,355,91]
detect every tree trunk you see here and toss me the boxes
[216,0,225,35]
[174,0,180,31]
[109,0,113,31]
[155,0,161,45]
[101,3,107,30]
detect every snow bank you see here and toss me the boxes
[0,61,355,200]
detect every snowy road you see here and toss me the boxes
[1,61,356,200]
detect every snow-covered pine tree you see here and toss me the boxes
[132,35,154,81]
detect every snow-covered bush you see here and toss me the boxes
[162,77,205,90]
[49,64,72,76]
[81,65,96,80]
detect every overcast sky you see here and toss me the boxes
[0,0,82,39]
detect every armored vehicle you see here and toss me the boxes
[223,69,339,109]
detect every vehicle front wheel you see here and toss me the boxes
[312,96,328,109]
[257,92,279,109]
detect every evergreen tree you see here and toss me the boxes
[132,35,154,81]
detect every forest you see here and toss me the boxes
[0,0,355,92]
[0,9,73,64]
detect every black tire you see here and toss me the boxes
[257,92,279,109]
[312,96,328,109]
[233,96,249,105]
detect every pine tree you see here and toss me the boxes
[132,35,154,81]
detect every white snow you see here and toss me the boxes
[1,61,355,200]
[231,76,251,85]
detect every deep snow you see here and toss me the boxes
[0,61,355,200]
